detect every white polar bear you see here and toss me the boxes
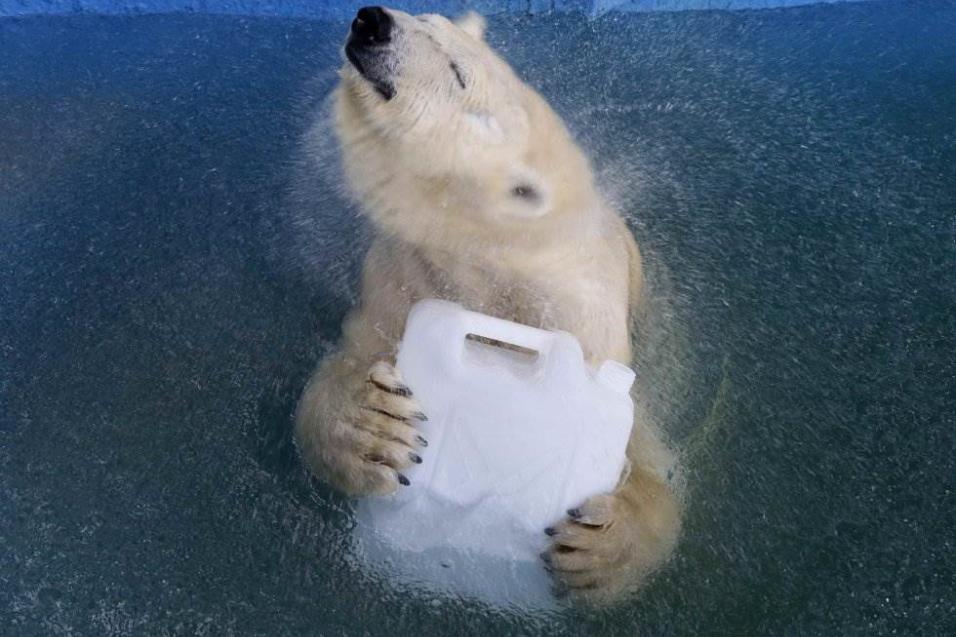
[295,6,682,605]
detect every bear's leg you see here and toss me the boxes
[295,355,428,496]
[542,418,682,605]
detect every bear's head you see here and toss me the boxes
[334,6,599,251]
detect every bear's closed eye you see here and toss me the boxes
[450,61,466,89]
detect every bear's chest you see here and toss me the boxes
[522,261,631,364]
[434,254,631,365]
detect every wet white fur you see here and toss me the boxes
[295,9,682,605]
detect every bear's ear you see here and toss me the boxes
[506,168,551,219]
[455,11,486,41]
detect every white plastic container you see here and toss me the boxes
[353,299,635,606]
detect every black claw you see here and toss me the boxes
[368,378,413,398]
[363,406,407,423]
[567,508,582,520]
[416,435,429,447]
[544,527,557,536]
[398,474,410,486]
[410,453,422,464]
[412,411,428,422]
[539,551,552,565]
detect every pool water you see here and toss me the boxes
[1,1,954,634]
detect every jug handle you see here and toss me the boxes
[458,311,557,357]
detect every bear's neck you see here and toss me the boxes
[392,201,611,281]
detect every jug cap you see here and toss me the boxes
[596,360,636,395]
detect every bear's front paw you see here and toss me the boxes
[331,361,428,496]
[542,493,645,606]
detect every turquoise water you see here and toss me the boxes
[1,1,954,634]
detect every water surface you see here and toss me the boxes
[1,1,954,634]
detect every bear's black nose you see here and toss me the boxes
[351,6,392,46]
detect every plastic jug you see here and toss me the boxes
[353,299,635,606]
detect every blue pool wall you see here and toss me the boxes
[0,0,872,18]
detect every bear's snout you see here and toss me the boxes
[344,6,396,100]
[350,7,392,47]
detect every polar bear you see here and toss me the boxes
[295,6,682,605]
